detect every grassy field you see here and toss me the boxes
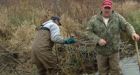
[0,0,140,75]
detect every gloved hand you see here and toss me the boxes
[64,37,77,44]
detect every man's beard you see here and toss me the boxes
[103,11,112,18]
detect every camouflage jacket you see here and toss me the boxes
[87,11,136,56]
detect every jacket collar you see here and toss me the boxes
[97,11,115,22]
[96,11,116,28]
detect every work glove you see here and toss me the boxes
[64,37,77,44]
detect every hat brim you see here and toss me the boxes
[103,5,112,8]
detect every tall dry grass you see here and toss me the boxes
[0,0,140,75]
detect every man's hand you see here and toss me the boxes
[98,39,107,46]
[64,37,77,44]
[132,33,140,41]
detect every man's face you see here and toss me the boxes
[54,20,61,26]
[102,6,112,18]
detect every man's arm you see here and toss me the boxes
[118,13,139,41]
[85,16,101,45]
[118,14,136,35]
[47,24,65,44]
[51,35,64,44]
[50,24,76,44]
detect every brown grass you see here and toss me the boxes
[0,0,139,75]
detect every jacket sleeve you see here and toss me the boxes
[51,35,65,44]
[49,24,65,44]
[118,14,136,35]
[85,16,101,44]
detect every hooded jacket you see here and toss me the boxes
[87,11,135,56]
